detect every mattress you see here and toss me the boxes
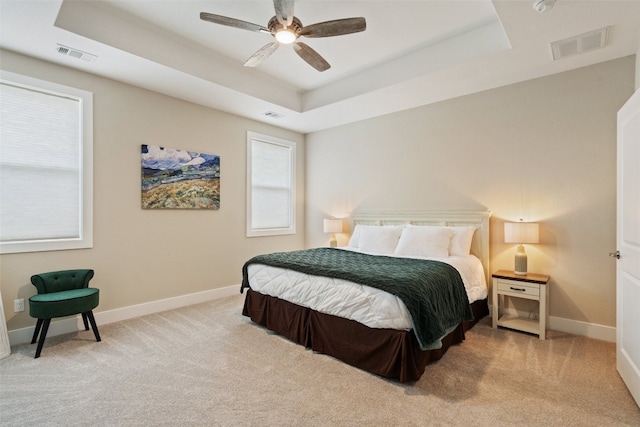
[246,248,487,331]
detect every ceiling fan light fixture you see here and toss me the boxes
[275,29,296,44]
[533,0,556,13]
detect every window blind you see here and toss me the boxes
[246,132,296,236]
[0,72,92,253]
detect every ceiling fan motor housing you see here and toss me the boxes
[268,16,303,39]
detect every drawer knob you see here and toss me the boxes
[510,287,526,292]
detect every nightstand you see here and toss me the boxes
[492,270,550,340]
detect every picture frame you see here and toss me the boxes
[141,145,220,209]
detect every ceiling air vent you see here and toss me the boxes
[551,27,609,60]
[56,44,98,62]
[263,111,284,119]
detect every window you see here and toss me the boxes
[0,71,93,254]
[246,132,296,237]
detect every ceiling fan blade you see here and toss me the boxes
[273,0,294,27]
[300,17,366,38]
[244,42,280,67]
[293,42,331,72]
[200,12,270,34]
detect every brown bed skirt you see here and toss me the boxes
[242,289,489,382]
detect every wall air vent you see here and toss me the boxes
[551,27,609,60]
[263,111,284,119]
[56,44,98,62]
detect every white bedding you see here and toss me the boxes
[246,248,488,331]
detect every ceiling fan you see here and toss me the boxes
[200,0,366,72]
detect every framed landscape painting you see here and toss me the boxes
[141,145,220,209]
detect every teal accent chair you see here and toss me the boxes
[29,269,101,358]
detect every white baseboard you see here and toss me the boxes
[488,307,616,342]
[11,291,616,347]
[8,285,239,347]
[548,316,616,342]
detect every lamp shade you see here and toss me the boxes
[323,218,343,234]
[504,222,539,244]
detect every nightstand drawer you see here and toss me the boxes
[497,281,539,298]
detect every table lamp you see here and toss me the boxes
[323,218,343,248]
[504,221,539,275]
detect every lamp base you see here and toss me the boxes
[514,245,528,275]
[329,234,337,248]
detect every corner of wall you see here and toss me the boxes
[636,50,640,91]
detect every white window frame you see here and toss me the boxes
[0,70,93,254]
[246,131,296,237]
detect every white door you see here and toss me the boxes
[616,88,640,407]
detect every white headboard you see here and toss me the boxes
[351,211,492,285]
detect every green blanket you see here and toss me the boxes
[241,248,473,350]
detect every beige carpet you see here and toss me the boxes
[1,293,638,426]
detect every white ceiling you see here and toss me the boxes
[1,1,639,133]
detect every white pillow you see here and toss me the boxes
[447,226,476,256]
[394,226,454,258]
[347,224,363,248]
[358,225,404,254]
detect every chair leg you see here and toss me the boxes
[31,319,43,344]
[85,311,101,342]
[81,313,89,331]
[34,319,51,359]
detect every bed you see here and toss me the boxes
[241,211,492,382]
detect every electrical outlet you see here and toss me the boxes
[14,298,24,312]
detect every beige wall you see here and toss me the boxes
[305,56,635,328]
[0,49,305,331]
[1,48,635,333]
